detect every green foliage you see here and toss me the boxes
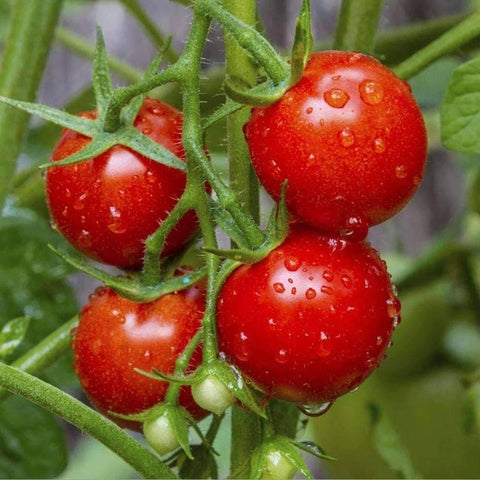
[0,317,30,360]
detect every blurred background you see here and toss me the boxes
[1,0,480,478]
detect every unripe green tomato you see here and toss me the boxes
[377,280,453,380]
[313,368,480,479]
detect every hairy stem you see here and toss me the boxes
[394,11,480,80]
[0,363,176,479]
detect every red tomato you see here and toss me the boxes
[245,51,427,240]
[73,283,207,430]
[217,226,399,405]
[46,98,199,269]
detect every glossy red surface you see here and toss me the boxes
[46,98,199,269]
[245,51,427,239]
[73,284,207,430]
[217,226,398,404]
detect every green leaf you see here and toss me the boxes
[202,101,246,132]
[0,396,67,478]
[93,26,114,118]
[168,408,193,459]
[224,77,288,107]
[211,200,250,248]
[369,403,422,479]
[289,0,313,87]
[121,127,186,171]
[202,246,266,263]
[289,439,335,461]
[0,96,96,136]
[463,383,480,434]
[441,56,480,154]
[0,317,30,360]
[179,445,218,479]
[276,438,313,480]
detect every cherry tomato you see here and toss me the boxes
[216,226,399,405]
[245,51,427,240]
[46,98,199,269]
[73,283,207,430]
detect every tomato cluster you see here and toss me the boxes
[46,51,425,434]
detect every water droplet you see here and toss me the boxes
[291,287,297,295]
[341,275,352,289]
[287,278,293,284]
[331,74,341,81]
[307,153,316,167]
[145,170,156,184]
[298,401,334,417]
[324,88,350,108]
[78,230,92,247]
[144,350,151,358]
[234,332,249,361]
[62,206,68,217]
[284,257,300,271]
[305,288,316,299]
[273,283,285,294]
[359,79,384,105]
[386,297,401,318]
[376,336,383,346]
[142,127,153,135]
[151,107,162,115]
[118,189,126,199]
[268,318,277,328]
[341,216,368,242]
[65,188,72,198]
[275,348,289,364]
[395,165,407,179]
[74,193,87,210]
[322,270,334,282]
[339,128,355,147]
[80,215,86,224]
[373,137,386,153]
[321,285,333,295]
[305,106,313,115]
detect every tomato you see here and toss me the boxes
[46,98,199,269]
[216,226,398,404]
[72,283,207,431]
[245,51,427,240]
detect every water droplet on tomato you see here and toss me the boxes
[65,188,72,198]
[386,297,401,318]
[321,285,333,295]
[331,74,341,81]
[118,189,126,199]
[273,282,285,294]
[341,275,352,289]
[80,215,86,224]
[341,216,368,242]
[284,257,300,271]
[142,127,153,135]
[305,288,316,299]
[307,153,316,167]
[234,332,249,361]
[395,165,407,179]
[339,128,355,147]
[275,348,289,364]
[298,401,334,417]
[376,336,383,346]
[359,79,384,105]
[78,230,92,247]
[305,107,313,115]
[373,137,386,153]
[322,270,334,282]
[291,287,297,295]
[74,193,87,210]
[268,318,277,328]
[62,206,68,217]
[324,88,350,108]
[145,170,156,184]
[144,350,151,358]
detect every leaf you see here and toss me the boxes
[0,396,67,478]
[289,440,335,461]
[368,403,422,479]
[463,383,480,434]
[210,200,250,248]
[168,408,193,459]
[276,438,313,480]
[0,317,30,360]
[202,101,247,131]
[289,0,313,87]
[93,26,114,118]
[224,77,288,107]
[179,445,218,479]
[121,127,186,171]
[202,246,265,263]
[0,96,96,136]
[441,56,480,154]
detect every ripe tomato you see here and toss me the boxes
[73,283,207,431]
[245,51,427,240]
[216,226,399,405]
[46,98,199,269]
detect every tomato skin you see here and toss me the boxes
[245,51,427,237]
[216,226,398,404]
[73,284,207,431]
[46,98,199,269]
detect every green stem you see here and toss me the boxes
[394,11,480,80]
[55,28,143,83]
[121,0,179,64]
[197,0,288,85]
[0,317,78,402]
[223,0,259,224]
[222,1,263,476]
[0,0,63,210]
[333,0,384,52]
[0,363,176,479]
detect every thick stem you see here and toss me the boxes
[222,1,263,476]
[394,11,480,80]
[0,317,78,402]
[223,0,259,223]
[121,0,179,64]
[0,0,63,209]
[0,364,176,479]
[333,0,384,52]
